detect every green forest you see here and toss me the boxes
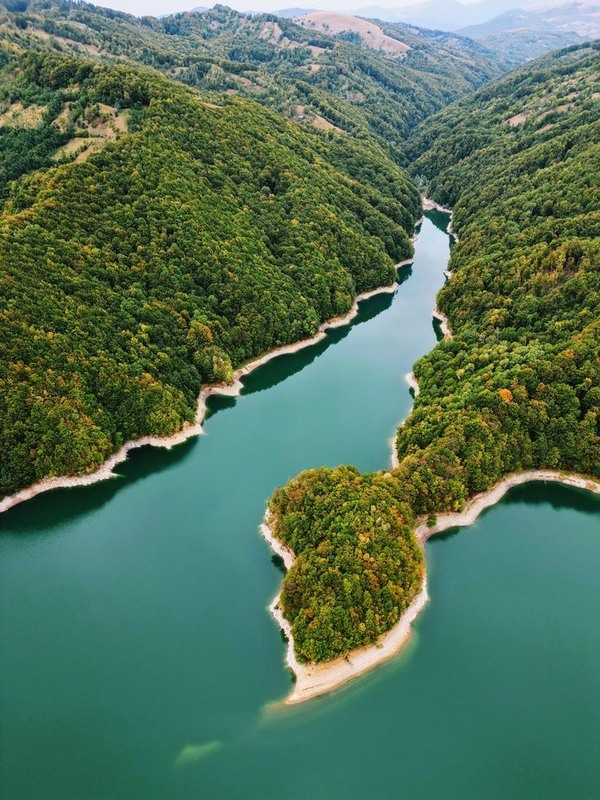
[0,1,509,499]
[269,42,600,662]
[271,466,424,663]
[401,42,600,505]
[0,51,420,496]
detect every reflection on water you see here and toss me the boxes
[237,290,396,400]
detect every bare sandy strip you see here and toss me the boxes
[389,436,400,470]
[0,276,406,515]
[405,371,420,397]
[432,308,452,339]
[421,196,452,215]
[415,470,600,545]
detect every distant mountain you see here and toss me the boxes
[157,5,207,17]
[457,2,600,65]
[459,2,600,38]
[293,10,411,57]
[358,0,600,66]
[353,0,523,31]
[274,7,317,17]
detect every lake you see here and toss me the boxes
[1,211,598,798]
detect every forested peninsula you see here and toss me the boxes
[268,43,600,672]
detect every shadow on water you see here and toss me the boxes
[502,480,600,513]
[424,208,450,233]
[433,480,600,543]
[397,263,413,287]
[0,438,199,534]
[210,286,398,406]
[425,208,452,345]
[433,316,445,342]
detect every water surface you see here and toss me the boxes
[1,212,598,799]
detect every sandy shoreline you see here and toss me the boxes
[422,196,452,215]
[432,308,452,339]
[415,470,600,544]
[405,371,420,397]
[0,274,406,516]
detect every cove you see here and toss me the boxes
[1,211,599,799]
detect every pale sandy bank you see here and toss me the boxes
[415,470,600,545]
[432,308,452,339]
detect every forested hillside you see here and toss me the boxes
[0,1,514,500]
[0,51,420,497]
[269,42,600,662]
[0,1,503,162]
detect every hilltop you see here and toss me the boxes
[0,1,503,160]
[0,50,420,497]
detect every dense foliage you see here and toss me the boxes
[0,51,419,496]
[270,43,600,662]
[0,1,504,163]
[270,467,423,663]
[0,1,506,499]
[400,43,600,505]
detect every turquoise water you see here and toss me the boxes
[1,213,598,799]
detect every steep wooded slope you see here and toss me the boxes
[0,51,419,497]
[0,1,503,161]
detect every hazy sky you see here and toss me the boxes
[91,0,480,20]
